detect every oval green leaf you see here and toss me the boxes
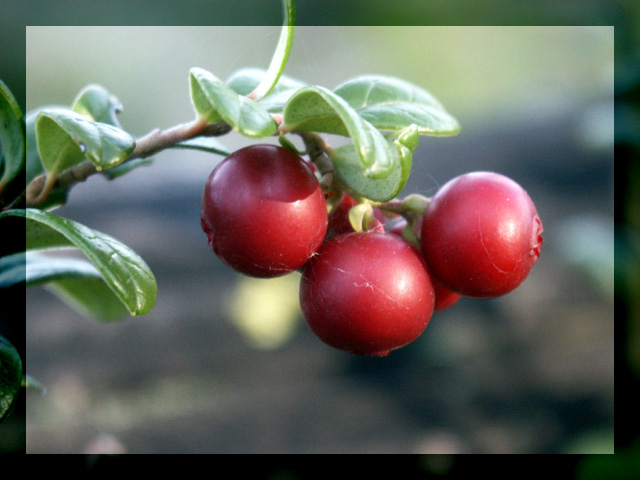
[333,75,460,136]
[2,208,157,316]
[71,84,124,127]
[333,124,418,202]
[226,67,306,113]
[46,276,131,322]
[22,251,129,321]
[25,107,70,209]
[0,251,26,288]
[35,109,135,175]
[0,336,22,422]
[71,86,157,180]
[189,67,277,138]
[283,85,397,179]
[0,79,25,192]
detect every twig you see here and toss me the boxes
[21,118,230,208]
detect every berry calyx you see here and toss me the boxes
[420,171,543,298]
[299,232,435,356]
[327,194,386,236]
[201,144,328,278]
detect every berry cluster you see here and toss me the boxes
[201,144,544,356]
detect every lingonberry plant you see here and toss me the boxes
[1,0,544,419]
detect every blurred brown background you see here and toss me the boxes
[1,0,632,461]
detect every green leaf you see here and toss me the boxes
[35,109,136,175]
[71,84,124,127]
[226,68,306,113]
[333,124,418,202]
[247,0,296,101]
[0,251,26,288]
[45,278,130,321]
[23,251,130,321]
[282,85,397,179]
[1,208,157,316]
[70,85,157,180]
[189,67,277,138]
[25,107,70,209]
[0,336,22,422]
[23,250,98,285]
[25,108,46,186]
[0,79,25,192]
[333,75,460,136]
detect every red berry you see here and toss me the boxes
[389,218,461,311]
[420,171,543,298]
[201,144,328,277]
[431,282,462,311]
[299,232,435,356]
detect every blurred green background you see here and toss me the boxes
[1,0,635,464]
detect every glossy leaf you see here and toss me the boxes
[333,125,418,202]
[23,250,96,285]
[21,251,129,321]
[71,84,124,127]
[189,67,277,138]
[35,109,135,178]
[25,107,70,209]
[0,251,26,288]
[247,0,296,101]
[0,79,25,192]
[2,208,156,316]
[283,85,397,179]
[46,275,130,322]
[0,336,22,422]
[71,85,158,180]
[45,278,130,321]
[25,108,46,186]
[226,67,306,113]
[334,75,460,136]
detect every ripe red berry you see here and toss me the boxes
[420,171,543,298]
[299,232,435,356]
[389,218,461,311]
[201,144,328,278]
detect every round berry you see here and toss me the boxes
[420,171,543,298]
[299,232,435,356]
[389,218,461,311]
[201,144,328,278]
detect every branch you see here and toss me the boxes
[296,131,335,177]
[21,118,231,209]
